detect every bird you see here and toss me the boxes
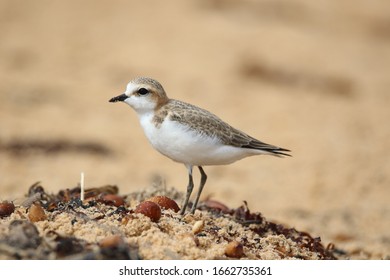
[109,77,290,215]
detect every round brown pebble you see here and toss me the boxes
[0,201,15,218]
[28,203,47,222]
[135,201,161,222]
[100,194,125,207]
[225,240,244,258]
[203,199,230,213]
[147,196,180,212]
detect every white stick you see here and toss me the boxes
[80,172,85,202]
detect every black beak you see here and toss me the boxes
[109,93,128,103]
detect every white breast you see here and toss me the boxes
[138,113,256,166]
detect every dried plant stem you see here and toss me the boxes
[80,172,85,201]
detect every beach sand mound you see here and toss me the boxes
[0,182,337,260]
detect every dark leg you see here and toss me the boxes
[180,166,194,215]
[190,166,207,214]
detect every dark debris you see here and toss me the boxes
[201,200,337,260]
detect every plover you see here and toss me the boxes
[109,77,290,215]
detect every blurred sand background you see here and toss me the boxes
[0,0,389,259]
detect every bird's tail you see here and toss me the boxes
[241,138,291,157]
[266,147,291,157]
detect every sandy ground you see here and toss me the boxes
[0,184,337,259]
[0,0,389,259]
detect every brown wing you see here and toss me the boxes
[168,99,291,157]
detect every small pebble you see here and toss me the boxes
[28,203,47,222]
[135,201,161,222]
[147,196,180,212]
[192,220,205,234]
[0,201,15,218]
[99,235,124,248]
[225,240,244,258]
[203,199,230,213]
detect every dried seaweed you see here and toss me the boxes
[202,200,337,259]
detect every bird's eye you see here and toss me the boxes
[137,88,149,95]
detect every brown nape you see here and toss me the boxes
[152,89,170,112]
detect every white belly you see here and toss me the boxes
[139,115,255,166]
